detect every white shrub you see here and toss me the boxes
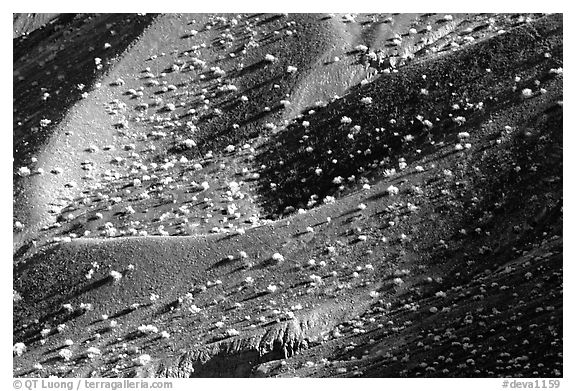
[343,14,355,22]
[521,88,533,98]
[109,270,122,281]
[226,203,238,215]
[86,347,101,358]
[18,167,31,177]
[59,348,73,361]
[138,325,159,334]
[359,97,374,107]
[182,139,196,148]
[267,284,278,293]
[137,354,152,366]
[549,67,563,75]
[453,116,466,126]
[370,291,380,298]
[62,303,74,313]
[323,196,336,204]
[272,253,284,262]
[13,342,26,356]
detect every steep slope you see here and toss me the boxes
[256,13,563,216]
[14,13,353,257]
[14,13,158,253]
[14,13,532,259]
[13,13,60,38]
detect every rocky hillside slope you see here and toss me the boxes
[13,13,562,378]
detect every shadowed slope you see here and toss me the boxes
[13,13,157,252]
[255,14,562,216]
[14,13,157,165]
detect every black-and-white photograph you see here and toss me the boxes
[12,8,564,384]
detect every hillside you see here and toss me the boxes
[13,13,562,378]
[13,13,59,38]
